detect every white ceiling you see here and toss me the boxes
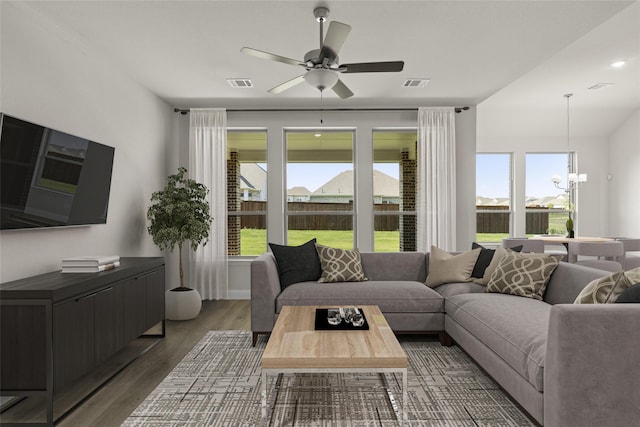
[18,1,640,137]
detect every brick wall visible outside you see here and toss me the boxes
[400,149,417,251]
[227,151,241,256]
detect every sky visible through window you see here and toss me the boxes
[525,153,570,199]
[477,153,569,199]
[285,154,569,198]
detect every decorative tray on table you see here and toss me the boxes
[314,307,369,331]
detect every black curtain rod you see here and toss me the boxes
[173,106,470,114]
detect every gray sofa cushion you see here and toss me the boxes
[276,280,444,313]
[544,262,613,304]
[446,293,550,391]
[434,282,485,298]
[360,252,428,282]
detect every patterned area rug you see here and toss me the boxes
[123,330,536,426]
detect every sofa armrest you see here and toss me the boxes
[545,304,640,427]
[250,253,281,334]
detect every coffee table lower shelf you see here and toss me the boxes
[261,367,408,425]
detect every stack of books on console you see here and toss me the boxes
[61,255,120,273]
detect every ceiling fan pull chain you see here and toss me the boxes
[320,91,324,124]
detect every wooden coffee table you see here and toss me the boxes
[261,305,408,424]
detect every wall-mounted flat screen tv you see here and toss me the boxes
[0,114,115,230]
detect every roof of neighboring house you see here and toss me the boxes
[526,194,568,207]
[476,196,510,206]
[312,170,399,197]
[288,186,311,196]
[240,163,266,192]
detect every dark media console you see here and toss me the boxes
[0,257,165,426]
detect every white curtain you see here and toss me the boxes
[188,108,228,300]
[417,107,457,252]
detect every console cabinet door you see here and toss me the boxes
[144,268,165,329]
[94,286,124,366]
[122,277,147,342]
[53,296,94,390]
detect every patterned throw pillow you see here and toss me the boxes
[485,251,562,300]
[425,246,481,288]
[471,243,523,282]
[316,244,367,283]
[574,267,640,304]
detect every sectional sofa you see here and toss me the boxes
[251,250,640,426]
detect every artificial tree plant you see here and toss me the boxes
[147,167,212,290]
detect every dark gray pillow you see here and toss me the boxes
[471,242,522,279]
[269,238,322,289]
[615,283,640,303]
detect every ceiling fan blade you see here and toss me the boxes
[320,21,351,62]
[268,75,306,94]
[332,78,354,99]
[240,47,302,67]
[340,61,405,73]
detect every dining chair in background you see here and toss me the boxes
[613,238,640,270]
[567,240,624,272]
[501,238,545,253]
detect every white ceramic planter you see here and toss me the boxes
[165,287,202,320]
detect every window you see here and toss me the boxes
[476,153,512,242]
[286,130,354,249]
[525,153,572,236]
[373,131,417,252]
[227,130,267,256]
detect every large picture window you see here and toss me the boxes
[227,130,267,256]
[525,153,572,236]
[286,130,354,249]
[476,153,512,242]
[373,130,417,252]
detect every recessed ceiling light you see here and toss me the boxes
[610,60,626,68]
[314,133,322,137]
[227,78,254,88]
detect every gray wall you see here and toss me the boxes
[0,2,174,283]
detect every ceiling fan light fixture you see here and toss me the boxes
[304,69,338,91]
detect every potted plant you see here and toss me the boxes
[147,167,212,320]
[566,216,575,239]
[565,201,575,238]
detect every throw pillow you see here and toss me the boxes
[471,242,523,279]
[485,251,562,300]
[316,244,367,283]
[269,238,322,289]
[425,246,481,288]
[474,246,508,286]
[615,283,640,303]
[574,267,640,304]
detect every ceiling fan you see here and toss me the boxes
[240,7,404,99]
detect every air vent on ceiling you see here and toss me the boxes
[403,78,430,88]
[227,78,254,88]
[588,82,614,90]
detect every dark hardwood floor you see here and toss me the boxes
[0,299,251,426]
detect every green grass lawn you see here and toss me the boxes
[239,229,400,255]
[240,213,572,254]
